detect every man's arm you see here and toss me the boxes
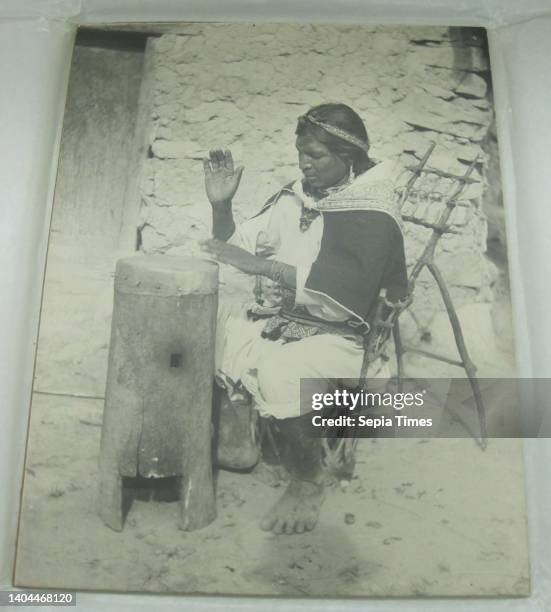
[212,199,235,241]
[200,238,297,288]
[203,149,243,242]
[256,259,297,289]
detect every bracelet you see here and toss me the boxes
[269,260,286,286]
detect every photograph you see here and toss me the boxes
[14,22,529,597]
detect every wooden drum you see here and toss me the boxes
[98,255,219,531]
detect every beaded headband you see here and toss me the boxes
[299,114,370,155]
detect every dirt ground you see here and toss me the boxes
[15,393,529,598]
[13,240,529,598]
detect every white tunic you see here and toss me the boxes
[215,176,390,419]
[229,181,352,322]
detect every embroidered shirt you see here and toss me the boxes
[229,159,408,324]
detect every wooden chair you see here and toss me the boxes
[322,143,488,480]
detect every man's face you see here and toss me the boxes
[296,132,349,191]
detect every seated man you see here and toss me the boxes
[201,103,408,535]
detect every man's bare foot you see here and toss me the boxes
[260,480,325,535]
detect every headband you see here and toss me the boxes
[300,114,370,155]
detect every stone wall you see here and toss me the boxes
[137,23,513,375]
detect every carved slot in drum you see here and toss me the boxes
[170,353,183,368]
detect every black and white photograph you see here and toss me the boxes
[14,22,529,597]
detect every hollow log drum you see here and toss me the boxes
[98,255,219,531]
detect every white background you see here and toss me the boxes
[1,1,550,610]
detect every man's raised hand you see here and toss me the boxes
[203,149,244,206]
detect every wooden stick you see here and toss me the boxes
[405,165,479,183]
[427,262,487,448]
[399,143,436,208]
[401,345,465,368]
[408,156,479,291]
[401,215,459,233]
[393,320,404,393]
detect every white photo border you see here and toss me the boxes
[1,2,551,610]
